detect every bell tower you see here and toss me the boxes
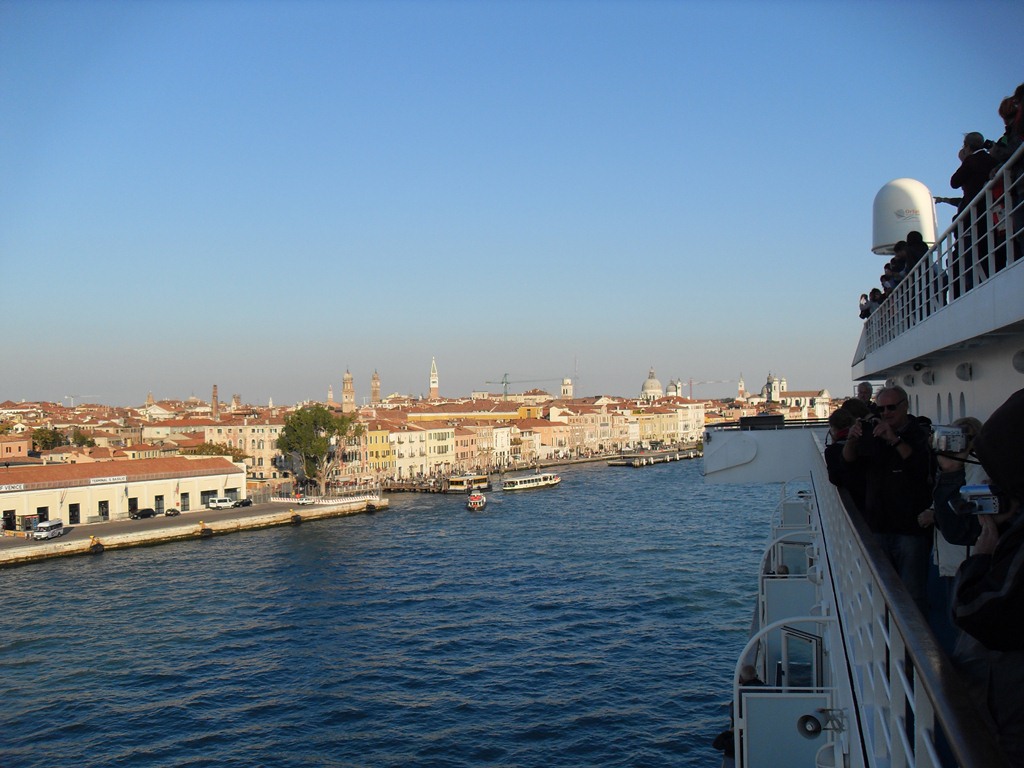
[429,357,439,400]
[342,370,356,413]
[371,370,381,404]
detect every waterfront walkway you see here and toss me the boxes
[383,447,701,493]
[0,496,386,569]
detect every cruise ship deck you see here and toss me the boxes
[703,140,1024,767]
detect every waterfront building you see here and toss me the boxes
[604,403,638,450]
[420,421,455,476]
[634,405,678,447]
[491,423,513,470]
[389,422,427,480]
[515,417,571,460]
[657,396,706,443]
[453,426,478,473]
[203,417,286,481]
[510,419,546,465]
[361,419,398,479]
[462,421,497,472]
[0,456,246,531]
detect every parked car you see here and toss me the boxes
[165,508,181,517]
[207,498,233,510]
[129,508,157,519]
[296,497,316,506]
[232,498,253,507]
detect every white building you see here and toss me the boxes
[0,456,246,531]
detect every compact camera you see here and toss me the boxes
[959,484,1000,515]
[855,417,880,455]
[931,425,968,453]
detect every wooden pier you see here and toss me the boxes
[606,449,702,467]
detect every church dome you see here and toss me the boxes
[641,368,663,399]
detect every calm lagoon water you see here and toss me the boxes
[1,460,776,767]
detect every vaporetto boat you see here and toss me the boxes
[446,474,491,493]
[501,471,561,491]
[702,137,1024,766]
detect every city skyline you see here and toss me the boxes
[4,362,822,409]
[4,1,1021,406]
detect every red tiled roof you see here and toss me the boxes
[0,456,242,486]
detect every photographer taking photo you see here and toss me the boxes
[842,385,933,612]
[949,388,1024,764]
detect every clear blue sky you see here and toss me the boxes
[2,0,1020,407]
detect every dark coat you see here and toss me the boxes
[950,149,997,214]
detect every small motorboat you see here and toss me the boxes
[466,492,487,511]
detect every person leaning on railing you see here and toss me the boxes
[949,388,1024,765]
[918,417,984,655]
[988,85,1024,269]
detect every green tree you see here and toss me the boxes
[276,405,363,495]
[32,427,66,451]
[70,428,96,447]
[185,442,250,463]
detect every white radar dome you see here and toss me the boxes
[872,178,937,255]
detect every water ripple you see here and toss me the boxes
[0,461,776,768]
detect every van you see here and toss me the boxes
[33,519,65,540]
[207,497,233,510]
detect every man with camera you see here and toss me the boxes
[842,385,933,612]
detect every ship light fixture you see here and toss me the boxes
[1013,350,1024,374]
[956,363,973,381]
[921,370,935,385]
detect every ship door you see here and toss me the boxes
[780,626,824,689]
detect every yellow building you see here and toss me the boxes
[361,420,397,478]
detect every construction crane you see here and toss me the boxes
[484,374,562,401]
[63,394,98,407]
[676,378,733,399]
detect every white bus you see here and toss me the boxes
[33,519,65,540]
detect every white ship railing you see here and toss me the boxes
[806,430,1006,768]
[713,426,1009,766]
[858,141,1024,362]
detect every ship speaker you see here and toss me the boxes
[798,709,846,740]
